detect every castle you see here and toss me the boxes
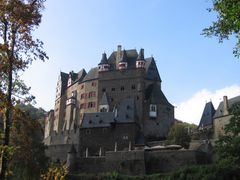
[44,45,175,161]
[198,95,240,139]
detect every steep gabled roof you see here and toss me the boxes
[108,49,138,69]
[145,83,172,106]
[145,57,161,82]
[77,69,87,82]
[69,71,78,82]
[214,95,240,118]
[198,102,215,128]
[83,67,99,82]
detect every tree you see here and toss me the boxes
[166,122,191,149]
[215,103,240,165]
[0,0,48,178]
[9,106,48,179]
[202,0,240,58]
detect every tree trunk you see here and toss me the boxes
[0,60,13,180]
[0,22,14,180]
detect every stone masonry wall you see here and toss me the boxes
[73,149,209,175]
[145,149,208,174]
[105,150,146,175]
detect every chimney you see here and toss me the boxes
[223,96,229,115]
[116,45,122,67]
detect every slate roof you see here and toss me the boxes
[77,69,87,82]
[69,71,78,82]
[108,49,138,69]
[145,83,172,106]
[81,112,115,128]
[145,57,161,82]
[119,50,128,63]
[81,98,136,128]
[60,71,68,94]
[115,98,135,123]
[137,48,145,61]
[99,92,109,105]
[214,95,240,119]
[83,67,99,82]
[198,102,215,128]
[98,53,108,65]
[106,48,161,82]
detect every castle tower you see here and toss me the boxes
[98,53,110,72]
[118,50,128,70]
[64,91,77,130]
[136,48,146,68]
[53,72,68,132]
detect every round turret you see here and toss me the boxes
[136,48,146,68]
[118,50,128,70]
[98,53,110,72]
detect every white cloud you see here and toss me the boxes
[174,85,240,125]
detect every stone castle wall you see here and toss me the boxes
[72,149,209,175]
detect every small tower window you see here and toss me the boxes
[89,91,96,98]
[150,105,156,112]
[121,86,125,91]
[88,102,96,108]
[149,104,157,118]
[92,82,97,86]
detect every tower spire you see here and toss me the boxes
[98,52,110,72]
[118,50,128,70]
[136,48,146,68]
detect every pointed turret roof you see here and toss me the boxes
[120,50,128,63]
[98,53,108,65]
[99,92,109,105]
[68,144,77,153]
[137,48,145,61]
[198,102,215,128]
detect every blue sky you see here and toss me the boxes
[22,0,240,124]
